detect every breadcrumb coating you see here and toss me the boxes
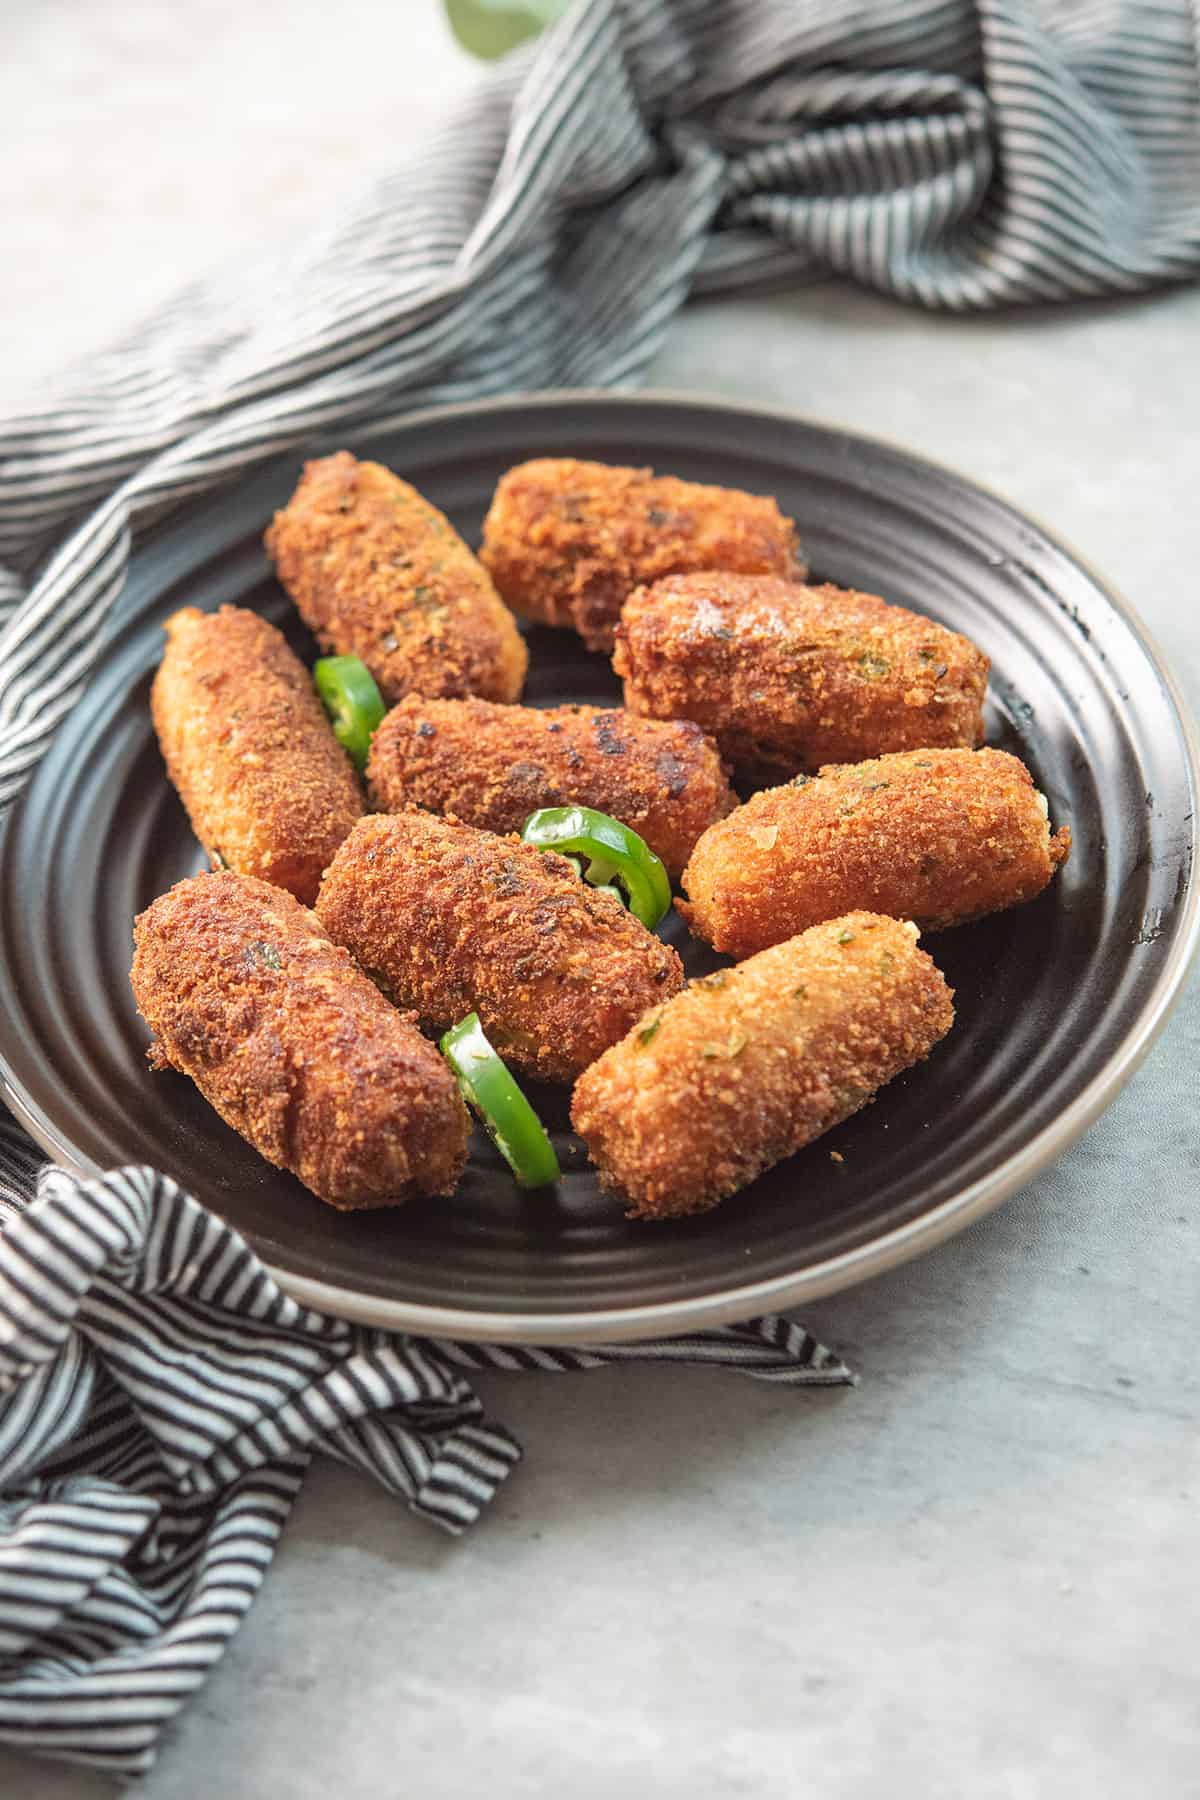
[316,810,684,1083]
[680,748,1071,957]
[265,451,528,704]
[150,605,363,905]
[614,572,988,779]
[479,457,805,653]
[367,696,734,880]
[130,872,469,1209]
[571,912,954,1219]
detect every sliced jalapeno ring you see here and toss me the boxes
[439,1013,561,1190]
[313,655,385,770]
[520,805,671,930]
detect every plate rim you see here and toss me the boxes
[3,386,1199,1343]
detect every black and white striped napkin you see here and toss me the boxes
[1,0,1197,1773]
[0,1164,849,1773]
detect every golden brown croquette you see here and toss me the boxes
[315,810,684,1084]
[680,748,1071,957]
[130,872,470,1209]
[366,696,735,880]
[571,912,955,1219]
[150,605,363,905]
[478,457,805,653]
[265,451,528,704]
[613,573,989,779]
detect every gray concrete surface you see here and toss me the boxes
[2,5,1198,1796]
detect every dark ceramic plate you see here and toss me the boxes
[1,393,1197,1341]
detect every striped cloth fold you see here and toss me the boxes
[0,0,1196,1772]
[0,1165,852,1774]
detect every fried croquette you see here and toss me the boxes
[614,573,989,779]
[366,696,735,880]
[130,872,469,1209]
[680,748,1071,957]
[571,912,955,1219]
[151,605,363,905]
[265,451,528,704]
[315,811,684,1083]
[478,457,805,653]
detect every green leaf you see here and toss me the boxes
[444,0,571,60]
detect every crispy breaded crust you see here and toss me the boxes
[680,748,1071,957]
[130,872,469,1208]
[613,573,989,778]
[150,605,363,905]
[265,451,528,704]
[571,913,954,1219]
[479,457,805,653]
[315,811,684,1083]
[366,696,735,880]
